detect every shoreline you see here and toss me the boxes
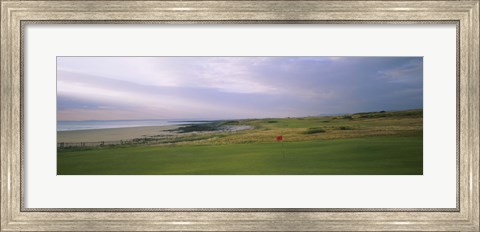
[57,124,254,143]
[57,125,183,143]
[57,109,422,147]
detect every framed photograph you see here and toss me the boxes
[1,0,479,231]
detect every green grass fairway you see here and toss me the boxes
[58,135,422,175]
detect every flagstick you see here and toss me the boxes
[282,142,285,159]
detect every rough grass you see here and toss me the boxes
[303,127,326,134]
[164,109,422,145]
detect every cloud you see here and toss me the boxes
[57,57,280,94]
[57,57,423,120]
[56,69,285,120]
[377,57,423,84]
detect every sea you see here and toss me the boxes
[57,119,210,132]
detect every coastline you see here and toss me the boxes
[57,125,182,143]
[57,124,254,143]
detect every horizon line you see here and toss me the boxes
[57,108,423,122]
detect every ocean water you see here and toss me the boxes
[57,119,209,131]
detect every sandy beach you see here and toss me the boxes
[57,125,181,143]
[57,124,254,143]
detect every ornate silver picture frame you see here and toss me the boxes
[1,1,479,231]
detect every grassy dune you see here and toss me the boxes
[57,109,423,175]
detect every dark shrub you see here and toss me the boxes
[303,127,326,134]
[222,120,240,125]
[174,123,219,133]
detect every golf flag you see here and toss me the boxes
[276,135,283,141]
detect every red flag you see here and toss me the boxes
[276,135,283,141]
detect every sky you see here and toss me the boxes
[57,56,423,121]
